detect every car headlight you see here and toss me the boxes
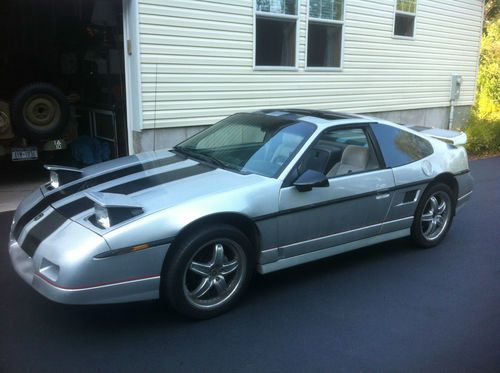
[49,170,59,189]
[86,192,143,229]
[44,165,82,189]
[95,204,111,229]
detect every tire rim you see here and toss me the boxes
[0,111,9,134]
[23,94,61,128]
[183,239,246,310]
[420,191,451,241]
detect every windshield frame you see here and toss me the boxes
[174,112,317,178]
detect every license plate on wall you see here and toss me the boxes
[11,147,38,161]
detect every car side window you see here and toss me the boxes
[298,127,380,178]
[370,123,434,168]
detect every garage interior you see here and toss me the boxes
[0,0,128,173]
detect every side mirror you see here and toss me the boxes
[293,169,329,192]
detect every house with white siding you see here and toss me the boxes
[124,0,483,153]
[0,0,485,159]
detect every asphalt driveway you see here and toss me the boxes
[1,157,499,372]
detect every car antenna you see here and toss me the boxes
[153,63,158,152]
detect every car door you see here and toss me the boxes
[277,126,395,259]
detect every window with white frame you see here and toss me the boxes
[307,0,345,69]
[394,0,416,38]
[255,0,299,67]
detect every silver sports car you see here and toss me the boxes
[9,110,473,318]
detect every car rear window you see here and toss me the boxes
[371,123,433,167]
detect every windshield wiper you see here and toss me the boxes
[173,146,229,170]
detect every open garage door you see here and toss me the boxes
[0,0,129,169]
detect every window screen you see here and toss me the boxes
[394,0,417,38]
[307,0,344,68]
[255,0,298,67]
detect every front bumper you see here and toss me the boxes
[9,237,163,304]
[9,208,170,305]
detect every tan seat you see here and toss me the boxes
[327,145,369,177]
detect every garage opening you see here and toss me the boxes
[0,0,128,170]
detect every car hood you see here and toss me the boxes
[41,149,273,222]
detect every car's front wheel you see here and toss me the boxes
[411,182,455,248]
[163,224,255,319]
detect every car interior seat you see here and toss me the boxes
[327,145,369,177]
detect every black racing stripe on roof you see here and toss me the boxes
[56,163,213,218]
[12,154,184,240]
[20,210,67,257]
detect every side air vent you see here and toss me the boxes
[403,190,418,203]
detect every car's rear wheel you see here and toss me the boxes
[411,182,455,248]
[163,224,255,319]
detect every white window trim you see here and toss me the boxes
[122,0,143,154]
[253,1,300,71]
[392,0,418,40]
[305,0,347,72]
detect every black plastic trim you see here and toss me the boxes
[255,179,431,222]
[93,237,175,259]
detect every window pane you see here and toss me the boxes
[309,0,344,21]
[394,13,415,37]
[196,123,266,148]
[396,0,416,13]
[307,23,342,67]
[371,124,433,167]
[310,128,379,177]
[178,113,316,178]
[256,18,296,66]
[256,0,297,15]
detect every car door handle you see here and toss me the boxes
[376,189,391,200]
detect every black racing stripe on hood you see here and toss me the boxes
[20,210,67,257]
[103,163,212,194]
[56,163,213,218]
[12,154,184,240]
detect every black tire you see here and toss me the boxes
[163,224,255,319]
[11,83,69,140]
[411,182,456,248]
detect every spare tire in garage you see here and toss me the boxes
[11,83,69,140]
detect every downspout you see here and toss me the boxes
[448,99,455,130]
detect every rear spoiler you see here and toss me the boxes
[405,126,467,146]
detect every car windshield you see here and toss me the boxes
[174,113,316,178]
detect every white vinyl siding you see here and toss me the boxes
[137,0,483,129]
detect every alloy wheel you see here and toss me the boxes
[183,239,246,309]
[420,191,451,241]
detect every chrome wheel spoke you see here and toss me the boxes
[221,260,239,275]
[424,220,437,236]
[212,243,225,266]
[421,212,433,222]
[190,261,212,276]
[429,196,438,214]
[213,276,228,295]
[191,277,213,299]
[435,215,444,228]
[437,201,447,215]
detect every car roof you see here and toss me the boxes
[256,109,376,130]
